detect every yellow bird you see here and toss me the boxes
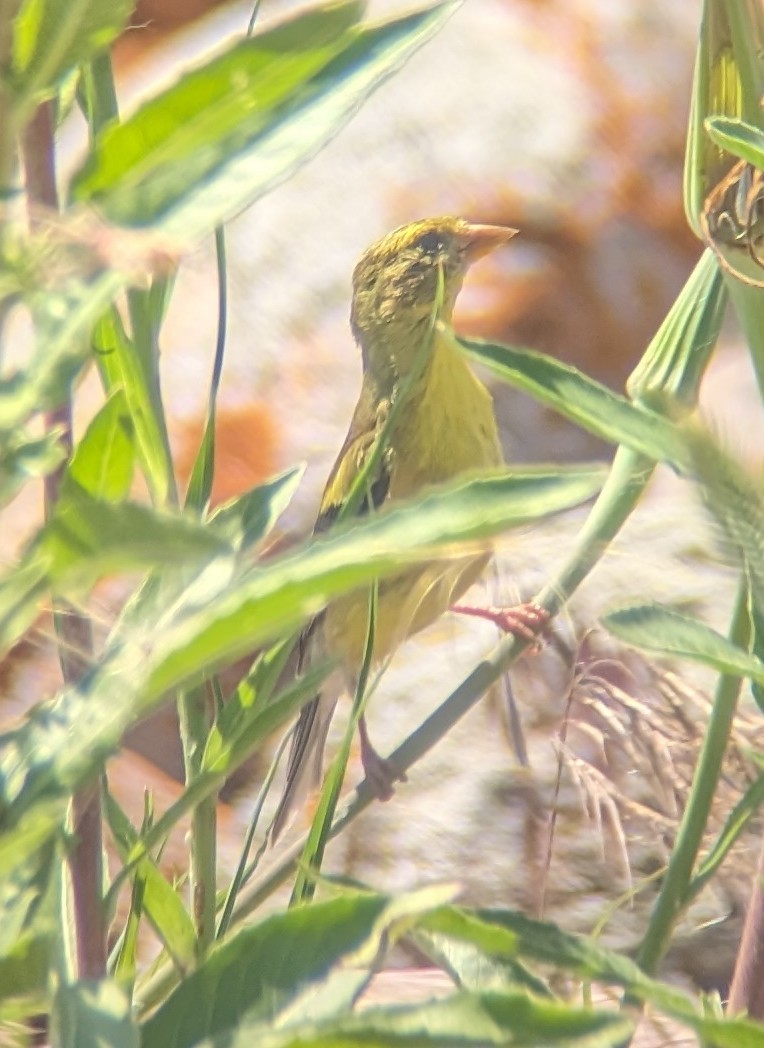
[271,216,545,840]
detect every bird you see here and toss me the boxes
[270,216,546,841]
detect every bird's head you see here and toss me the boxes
[350,216,517,374]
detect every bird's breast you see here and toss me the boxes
[389,332,502,497]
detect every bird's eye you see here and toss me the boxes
[416,231,443,255]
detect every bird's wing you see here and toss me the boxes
[313,380,393,533]
[271,383,393,841]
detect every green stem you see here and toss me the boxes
[535,447,654,611]
[636,581,749,976]
[127,286,179,507]
[178,225,230,951]
[0,0,21,208]
[80,48,120,140]
[178,685,217,958]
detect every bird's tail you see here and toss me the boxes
[270,690,338,842]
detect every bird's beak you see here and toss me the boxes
[461,223,518,263]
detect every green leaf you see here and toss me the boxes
[602,603,764,682]
[458,335,686,468]
[99,666,328,935]
[0,551,51,658]
[72,3,457,237]
[0,428,65,507]
[0,836,56,1001]
[428,908,695,1019]
[104,791,196,973]
[690,1016,764,1048]
[0,930,51,1002]
[53,979,138,1048]
[0,836,56,957]
[419,931,550,997]
[706,116,764,170]
[0,272,121,439]
[414,908,551,998]
[42,482,230,593]
[93,308,174,506]
[66,388,135,501]
[0,467,600,837]
[145,466,605,699]
[209,466,304,552]
[0,486,229,655]
[202,662,329,783]
[139,894,393,1048]
[185,226,227,514]
[0,799,66,877]
[72,1,364,221]
[12,0,132,112]
[2,652,324,884]
[443,910,764,1043]
[198,992,635,1048]
[690,767,764,899]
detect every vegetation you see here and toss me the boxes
[1,0,764,1043]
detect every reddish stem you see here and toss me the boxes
[727,838,764,1018]
[21,101,105,979]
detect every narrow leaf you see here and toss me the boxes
[53,979,138,1048]
[689,767,764,899]
[140,894,392,1048]
[602,603,764,682]
[434,908,697,1020]
[0,429,65,507]
[42,483,230,592]
[12,0,132,110]
[198,992,635,1048]
[0,551,51,657]
[0,468,601,834]
[458,336,685,468]
[185,226,228,514]
[208,466,304,552]
[66,388,135,501]
[72,2,365,221]
[146,467,605,699]
[72,3,457,237]
[93,309,174,506]
[706,116,764,170]
[0,271,122,437]
[104,791,196,972]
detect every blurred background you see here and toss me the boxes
[105,0,710,514]
[6,0,764,1002]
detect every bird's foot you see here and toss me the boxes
[359,715,406,801]
[451,601,550,650]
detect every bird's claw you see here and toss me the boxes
[451,601,550,651]
[359,716,406,800]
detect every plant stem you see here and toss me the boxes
[178,685,216,957]
[177,225,231,956]
[636,581,749,977]
[727,834,764,1018]
[0,0,21,206]
[21,100,105,979]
